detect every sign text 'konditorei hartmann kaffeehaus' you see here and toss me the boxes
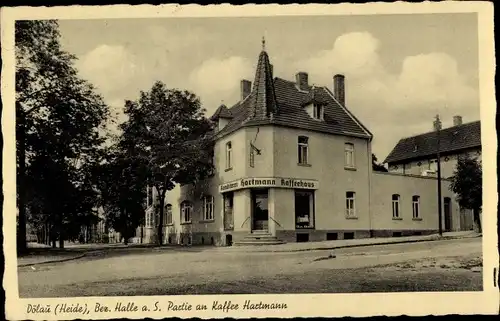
[219,177,318,192]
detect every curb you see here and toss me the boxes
[17,246,155,267]
[18,252,87,268]
[236,234,481,253]
[17,234,480,265]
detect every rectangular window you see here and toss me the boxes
[345,143,355,168]
[181,202,192,223]
[146,211,155,228]
[295,190,315,229]
[392,194,401,218]
[313,105,323,120]
[412,196,420,219]
[203,196,214,221]
[165,204,173,225]
[298,136,309,165]
[225,142,232,170]
[296,233,309,242]
[344,232,354,240]
[345,191,356,218]
[326,233,338,240]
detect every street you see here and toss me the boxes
[18,238,482,297]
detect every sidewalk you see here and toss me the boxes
[214,231,481,253]
[17,231,480,266]
[18,242,159,267]
[18,247,86,267]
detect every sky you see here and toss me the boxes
[58,13,480,161]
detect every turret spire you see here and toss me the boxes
[245,39,278,120]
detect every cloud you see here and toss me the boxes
[145,25,214,52]
[296,32,478,159]
[188,56,254,114]
[299,32,385,84]
[77,45,144,98]
[76,45,145,139]
[394,53,477,108]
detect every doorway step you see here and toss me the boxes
[233,230,286,246]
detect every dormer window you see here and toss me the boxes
[313,104,324,120]
[301,87,326,121]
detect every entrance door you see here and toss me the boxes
[251,189,269,231]
[223,192,234,230]
[444,197,452,231]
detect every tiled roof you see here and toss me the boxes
[383,120,481,164]
[210,104,233,121]
[212,49,371,140]
[301,86,329,107]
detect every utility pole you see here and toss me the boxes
[435,114,443,236]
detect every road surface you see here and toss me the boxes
[18,238,482,297]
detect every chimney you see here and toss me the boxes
[295,72,309,91]
[433,116,442,131]
[453,115,463,126]
[333,74,345,106]
[240,79,252,101]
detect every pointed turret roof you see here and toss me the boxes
[246,39,279,120]
[210,104,233,121]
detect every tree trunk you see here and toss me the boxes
[58,216,64,249]
[17,108,27,254]
[473,208,482,233]
[46,225,50,245]
[50,224,56,248]
[156,187,166,246]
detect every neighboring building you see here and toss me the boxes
[142,42,471,246]
[384,117,480,231]
[384,117,481,179]
[80,208,109,243]
[78,208,123,244]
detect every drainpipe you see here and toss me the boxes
[436,115,443,236]
[367,139,373,238]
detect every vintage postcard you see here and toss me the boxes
[2,2,498,320]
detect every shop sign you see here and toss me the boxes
[219,177,318,193]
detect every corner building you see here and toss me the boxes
[141,45,469,246]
